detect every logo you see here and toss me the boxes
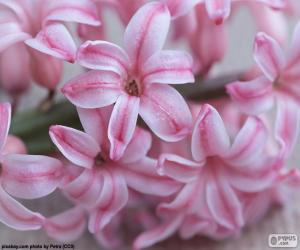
[269,234,298,248]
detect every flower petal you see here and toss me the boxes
[25,23,76,63]
[205,0,231,24]
[2,135,26,155]
[62,169,103,208]
[124,2,171,71]
[254,32,285,82]
[77,40,130,77]
[88,170,128,233]
[0,102,11,151]
[44,207,86,242]
[49,125,100,168]
[62,70,122,108]
[226,76,274,115]
[286,21,300,72]
[0,186,44,230]
[1,154,62,199]
[120,127,152,164]
[191,104,230,162]
[225,117,267,166]
[163,0,201,19]
[133,215,183,250]
[141,50,194,85]
[120,157,181,196]
[275,97,300,159]
[140,84,192,142]
[157,153,202,183]
[44,0,100,26]
[108,95,140,161]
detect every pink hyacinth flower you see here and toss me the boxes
[62,2,194,160]
[49,105,181,234]
[0,103,63,230]
[0,0,100,91]
[134,103,299,249]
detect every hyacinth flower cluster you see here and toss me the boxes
[0,0,300,249]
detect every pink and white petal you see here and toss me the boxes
[157,153,202,183]
[77,40,130,77]
[275,97,300,159]
[0,22,31,52]
[254,32,285,81]
[25,23,76,63]
[205,0,231,24]
[44,207,86,242]
[2,135,26,155]
[124,2,171,71]
[140,84,192,142]
[141,50,194,85]
[255,0,285,9]
[225,117,267,166]
[133,215,183,250]
[62,70,122,108]
[226,76,274,115]
[0,43,31,95]
[62,169,103,208]
[0,186,44,230]
[206,176,244,230]
[120,127,152,164]
[0,102,11,151]
[163,0,201,19]
[77,106,112,146]
[1,154,62,199]
[49,125,100,168]
[88,171,128,233]
[43,0,100,26]
[28,49,63,90]
[286,21,300,71]
[191,104,230,162]
[108,95,139,161]
[120,157,181,196]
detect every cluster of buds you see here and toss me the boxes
[0,0,300,249]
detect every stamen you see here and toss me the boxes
[94,153,105,167]
[125,79,140,96]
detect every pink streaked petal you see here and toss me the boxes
[0,22,31,52]
[275,97,300,159]
[0,186,44,230]
[120,127,152,164]
[191,104,230,162]
[140,84,192,142]
[44,0,100,26]
[88,171,128,233]
[77,40,131,77]
[49,125,100,168]
[205,0,231,25]
[254,32,285,82]
[163,0,201,19]
[226,76,274,115]
[206,176,244,230]
[77,23,105,41]
[225,117,267,166]
[141,50,194,85]
[120,157,181,196]
[77,106,112,146]
[62,70,122,108]
[286,21,300,71]
[25,23,76,63]
[1,154,62,199]
[157,153,202,183]
[62,169,103,208]
[44,207,86,241]
[28,49,63,90]
[255,0,285,9]
[124,2,171,71]
[2,135,26,155]
[133,215,183,250]
[0,102,11,151]
[108,95,139,161]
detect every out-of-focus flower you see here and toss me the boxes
[133,104,300,249]
[49,105,181,235]
[0,0,100,93]
[62,2,194,160]
[0,102,63,230]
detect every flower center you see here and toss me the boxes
[94,153,106,167]
[125,79,140,96]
